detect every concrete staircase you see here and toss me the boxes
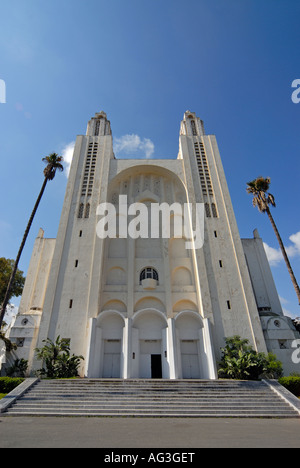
[3,378,300,417]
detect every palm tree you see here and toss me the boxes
[0,153,64,328]
[246,176,300,305]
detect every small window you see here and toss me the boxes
[227,300,231,310]
[78,203,84,219]
[140,267,159,284]
[69,299,73,309]
[95,120,100,136]
[214,230,218,238]
[79,230,83,237]
[190,119,197,136]
[219,260,223,268]
[279,340,287,349]
[85,203,90,218]
[211,203,218,218]
[75,260,78,268]
[205,203,211,217]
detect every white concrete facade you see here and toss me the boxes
[242,230,300,374]
[7,111,299,377]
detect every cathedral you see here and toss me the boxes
[7,111,299,377]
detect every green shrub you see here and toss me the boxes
[218,335,283,380]
[0,377,24,393]
[6,358,28,377]
[35,336,84,378]
[278,376,300,397]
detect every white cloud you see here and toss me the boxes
[62,141,75,177]
[263,230,300,266]
[114,134,154,159]
[278,296,300,320]
[263,243,283,265]
[282,307,295,319]
[279,295,289,305]
[287,231,300,257]
[60,135,154,177]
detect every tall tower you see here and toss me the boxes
[178,111,267,356]
[36,111,115,358]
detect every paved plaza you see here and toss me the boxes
[1,416,300,448]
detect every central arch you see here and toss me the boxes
[132,309,168,378]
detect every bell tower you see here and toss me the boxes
[180,110,205,137]
[86,111,112,136]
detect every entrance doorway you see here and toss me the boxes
[139,339,163,378]
[102,339,121,378]
[180,340,201,379]
[151,354,162,378]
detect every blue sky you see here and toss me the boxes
[0,0,299,319]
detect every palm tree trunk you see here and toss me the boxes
[0,177,49,328]
[266,207,300,305]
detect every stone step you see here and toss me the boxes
[31,381,269,387]
[31,380,253,387]
[3,378,300,418]
[19,395,279,401]
[34,389,267,394]
[30,392,268,398]
[11,395,287,404]
[6,399,296,412]
[26,389,274,396]
[34,379,262,388]
[10,397,294,407]
[6,408,298,417]
[32,387,270,393]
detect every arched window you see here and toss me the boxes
[211,203,218,218]
[85,203,90,218]
[140,267,159,284]
[78,203,84,219]
[190,119,197,136]
[95,119,100,136]
[205,203,211,218]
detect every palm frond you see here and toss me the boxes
[42,153,64,180]
[246,176,275,213]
